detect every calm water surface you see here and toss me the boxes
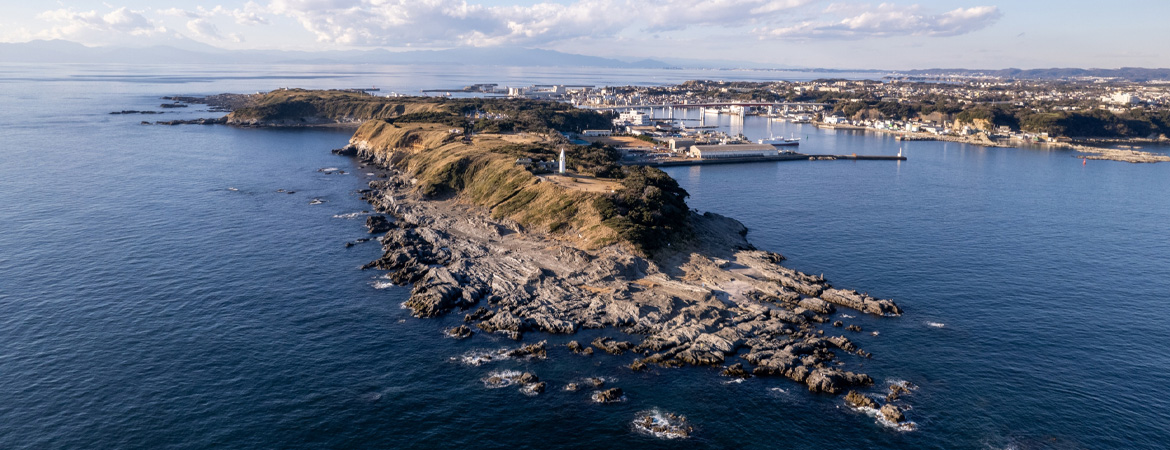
[1,64,1168,450]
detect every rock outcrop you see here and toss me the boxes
[365,215,394,234]
[345,120,902,405]
[592,387,625,403]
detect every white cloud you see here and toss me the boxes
[17,1,1002,49]
[35,7,167,42]
[758,3,1001,39]
[158,3,270,26]
[263,0,821,47]
[187,18,223,40]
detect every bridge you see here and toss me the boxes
[580,101,831,111]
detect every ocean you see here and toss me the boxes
[0,63,1167,449]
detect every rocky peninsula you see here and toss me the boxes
[171,89,912,428]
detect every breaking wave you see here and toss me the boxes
[632,409,693,439]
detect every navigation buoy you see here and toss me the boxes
[1083,158,1087,165]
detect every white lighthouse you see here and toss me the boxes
[558,148,566,174]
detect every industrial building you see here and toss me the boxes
[688,144,778,159]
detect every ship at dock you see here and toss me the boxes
[758,133,801,148]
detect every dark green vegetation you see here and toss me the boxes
[493,142,689,253]
[228,89,612,133]
[594,166,691,254]
[495,143,623,178]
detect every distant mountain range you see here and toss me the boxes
[0,40,678,69]
[3,40,1167,80]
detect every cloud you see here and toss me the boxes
[264,0,820,47]
[758,3,1002,39]
[187,18,223,40]
[18,1,1001,49]
[159,3,270,26]
[35,7,167,42]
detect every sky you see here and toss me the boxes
[0,0,1167,69]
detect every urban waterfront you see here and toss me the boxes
[1,64,1169,450]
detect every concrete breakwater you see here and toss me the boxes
[625,153,905,167]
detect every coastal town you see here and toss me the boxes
[437,74,1170,163]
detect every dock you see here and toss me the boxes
[623,153,905,167]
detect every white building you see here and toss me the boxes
[1103,92,1140,105]
[689,144,778,159]
[616,110,650,126]
[582,130,612,137]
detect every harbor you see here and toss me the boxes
[623,153,905,167]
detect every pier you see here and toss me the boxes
[623,153,906,167]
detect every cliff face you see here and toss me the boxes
[347,120,619,249]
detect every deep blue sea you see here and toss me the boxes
[1,64,1168,450]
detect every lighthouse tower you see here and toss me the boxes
[558,148,566,174]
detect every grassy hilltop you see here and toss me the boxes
[240,89,689,254]
[227,89,612,133]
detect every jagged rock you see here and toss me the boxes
[522,381,546,394]
[528,314,577,334]
[567,340,584,354]
[880,404,905,423]
[721,363,751,379]
[886,382,911,401]
[585,377,605,387]
[464,307,492,322]
[564,383,580,392]
[805,368,872,394]
[629,359,647,371]
[478,310,525,333]
[844,390,877,409]
[592,337,633,355]
[592,387,624,403]
[446,325,473,339]
[499,330,523,340]
[634,412,693,439]
[505,341,547,359]
[517,372,539,384]
[846,324,862,332]
[822,289,902,316]
[832,320,843,327]
[405,282,462,318]
[366,215,394,233]
[826,336,857,352]
[332,145,358,156]
[798,297,836,314]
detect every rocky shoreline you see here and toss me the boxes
[339,137,904,399]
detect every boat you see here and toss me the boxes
[758,138,800,147]
[758,133,801,148]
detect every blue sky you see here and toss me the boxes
[1,0,1166,69]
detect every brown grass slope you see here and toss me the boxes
[352,120,619,249]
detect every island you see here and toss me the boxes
[172,89,914,431]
